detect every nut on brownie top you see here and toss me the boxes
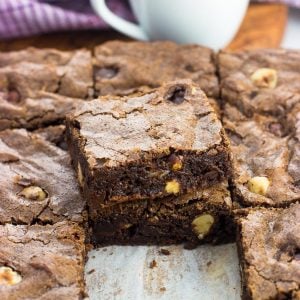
[68,80,225,168]
[0,128,85,224]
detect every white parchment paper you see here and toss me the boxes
[85,243,241,300]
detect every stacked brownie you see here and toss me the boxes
[219,49,300,298]
[66,78,234,247]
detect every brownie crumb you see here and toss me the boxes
[160,287,166,292]
[160,249,170,256]
[206,261,212,267]
[87,269,95,275]
[149,260,157,269]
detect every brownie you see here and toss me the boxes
[90,181,234,247]
[0,128,85,224]
[219,49,300,119]
[0,89,84,131]
[33,125,68,150]
[66,80,232,203]
[237,203,300,299]
[219,49,300,207]
[0,48,93,99]
[93,41,219,99]
[0,48,93,130]
[0,221,85,299]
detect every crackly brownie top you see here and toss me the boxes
[0,89,83,131]
[239,203,300,299]
[0,128,85,224]
[0,47,74,67]
[94,41,218,98]
[0,222,85,299]
[69,80,225,168]
[223,103,300,206]
[219,49,300,118]
[0,48,93,99]
[220,49,300,207]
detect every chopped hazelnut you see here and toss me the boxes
[77,162,84,187]
[165,180,180,194]
[192,214,214,239]
[168,154,183,171]
[0,266,22,286]
[250,68,278,88]
[248,176,270,196]
[19,186,47,201]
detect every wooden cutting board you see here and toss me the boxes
[0,3,288,52]
[227,3,288,51]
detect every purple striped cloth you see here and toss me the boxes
[0,0,299,40]
[0,0,133,39]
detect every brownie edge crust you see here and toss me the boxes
[66,80,232,204]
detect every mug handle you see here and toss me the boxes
[91,0,148,40]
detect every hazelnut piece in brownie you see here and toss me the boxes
[90,181,234,247]
[66,80,232,203]
[0,128,85,224]
[237,203,300,300]
[0,222,85,299]
[93,41,219,99]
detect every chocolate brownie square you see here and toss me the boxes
[219,49,300,207]
[237,203,300,300]
[219,49,300,119]
[0,221,85,299]
[90,181,234,247]
[93,41,219,99]
[66,80,232,204]
[0,128,85,224]
[223,103,300,207]
[0,62,87,130]
[0,48,93,99]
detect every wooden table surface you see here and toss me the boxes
[0,3,288,52]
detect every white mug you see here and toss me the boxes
[91,0,249,49]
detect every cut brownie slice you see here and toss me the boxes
[0,48,93,99]
[0,62,86,130]
[0,128,85,224]
[237,203,300,300]
[223,103,300,207]
[66,80,232,203]
[219,49,300,119]
[90,181,234,247]
[219,49,300,207]
[93,41,219,99]
[0,221,86,299]
[0,90,83,131]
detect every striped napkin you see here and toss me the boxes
[0,0,298,40]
